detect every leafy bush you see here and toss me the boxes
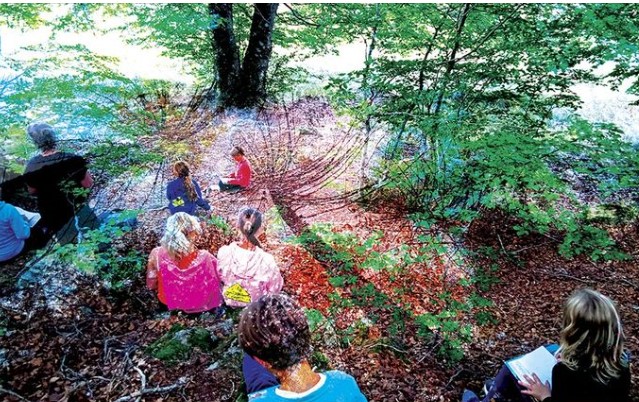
[47,209,145,290]
[292,223,490,363]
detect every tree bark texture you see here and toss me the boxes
[209,3,279,109]
[209,3,240,106]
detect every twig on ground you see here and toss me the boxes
[445,368,469,388]
[512,241,554,254]
[0,387,31,402]
[113,377,188,402]
[220,380,236,401]
[497,234,507,255]
[364,342,408,354]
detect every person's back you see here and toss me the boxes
[248,370,366,402]
[550,361,630,402]
[238,294,368,402]
[24,152,89,229]
[146,212,223,313]
[153,247,222,313]
[0,201,30,262]
[23,123,93,235]
[217,242,282,307]
[167,161,210,216]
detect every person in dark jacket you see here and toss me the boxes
[462,288,631,402]
[23,123,97,246]
[167,161,210,216]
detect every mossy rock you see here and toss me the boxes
[146,324,219,364]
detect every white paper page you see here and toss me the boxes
[507,346,556,387]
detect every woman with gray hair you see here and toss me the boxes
[23,123,96,245]
[216,207,283,308]
[146,212,223,313]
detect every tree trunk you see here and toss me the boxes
[237,3,279,108]
[209,3,278,109]
[208,3,241,107]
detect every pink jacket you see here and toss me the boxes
[216,243,283,307]
[156,247,223,313]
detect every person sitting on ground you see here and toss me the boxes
[217,207,283,308]
[23,123,98,246]
[0,194,32,262]
[215,146,252,192]
[167,161,211,216]
[238,293,368,401]
[462,288,631,402]
[146,212,223,313]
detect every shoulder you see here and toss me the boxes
[552,362,576,378]
[248,388,274,401]
[24,155,45,172]
[323,371,365,396]
[218,243,237,255]
[0,202,16,217]
[167,178,182,189]
[324,370,360,386]
[256,248,277,263]
[149,247,162,258]
[201,249,217,261]
[57,152,86,165]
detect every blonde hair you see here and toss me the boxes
[161,212,202,260]
[559,288,627,384]
[173,161,198,202]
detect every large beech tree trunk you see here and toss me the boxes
[209,3,279,109]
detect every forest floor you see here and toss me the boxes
[1,98,637,402]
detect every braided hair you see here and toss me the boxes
[238,207,262,248]
[173,161,198,202]
[238,294,311,370]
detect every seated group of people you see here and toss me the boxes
[1,123,97,263]
[148,192,368,400]
[166,146,252,217]
[2,125,631,402]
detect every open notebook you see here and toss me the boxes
[14,206,41,228]
[505,346,557,387]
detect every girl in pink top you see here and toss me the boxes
[218,146,252,192]
[217,207,283,308]
[146,212,223,313]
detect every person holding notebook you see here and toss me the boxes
[462,288,631,402]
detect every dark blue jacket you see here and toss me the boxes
[166,177,210,215]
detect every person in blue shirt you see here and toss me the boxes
[166,161,210,216]
[0,200,31,262]
[238,293,368,402]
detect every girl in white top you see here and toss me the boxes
[217,207,283,308]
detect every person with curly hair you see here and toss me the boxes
[462,288,631,402]
[238,293,368,401]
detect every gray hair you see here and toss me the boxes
[27,123,57,151]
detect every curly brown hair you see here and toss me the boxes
[238,294,311,370]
